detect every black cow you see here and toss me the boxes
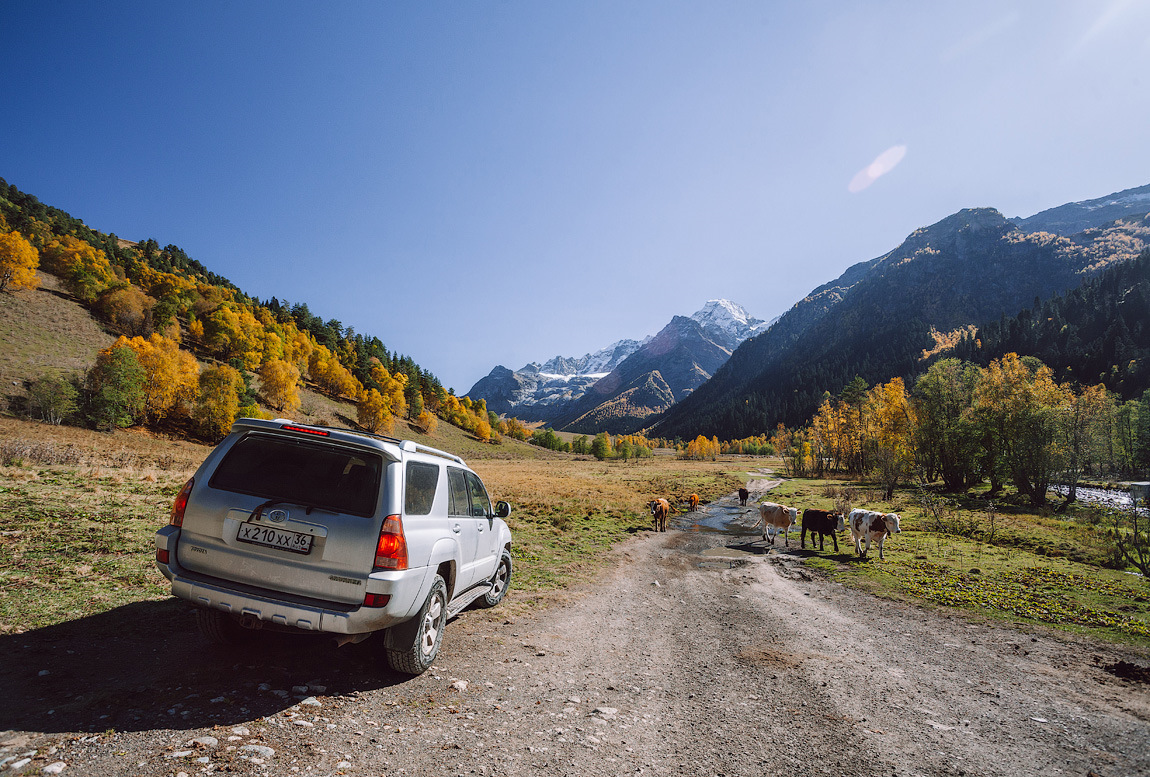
[801,508,846,551]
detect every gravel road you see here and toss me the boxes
[3,493,1149,777]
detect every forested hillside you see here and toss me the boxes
[0,177,505,442]
[948,249,1150,397]
[653,208,1150,441]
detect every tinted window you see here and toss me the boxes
[405,461,440,516]
[447,468,470,517]
[209,434,381,517]
[466,472,491,517]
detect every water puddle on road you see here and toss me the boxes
[670,492,761,536]
[667,489,778,568]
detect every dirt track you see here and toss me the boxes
[3,496,1150,776]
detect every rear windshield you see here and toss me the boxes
[209,433,383,517]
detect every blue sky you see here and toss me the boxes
[3,1,1149,394]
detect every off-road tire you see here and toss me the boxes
[385,575,448,675]
[196,608,252,646]
[477,549,512,608]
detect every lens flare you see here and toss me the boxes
[849,145,907,193]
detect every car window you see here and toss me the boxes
[447,468,470,517]
[404,461,440,516]
[209,434,382,517]
[465,472,491,518]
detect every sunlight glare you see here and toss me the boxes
[848,145,907,193]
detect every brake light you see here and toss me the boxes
[282,424,330,436]
[363,593,391,607]
[156,549,170,565]
[170,478,194,527]
[374,514,407,570]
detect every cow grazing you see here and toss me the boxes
[801,508,846,552]
[689,493,700,511]
[758,502,798,546]
[848,509,902,559]
[738,488,749,506]
[649,498,671,532]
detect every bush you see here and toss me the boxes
[85,344,146,430]
[26,374,79,425]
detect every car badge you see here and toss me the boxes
[267,509,289,524]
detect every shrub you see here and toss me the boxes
[26,374,79,425]
[85,344,146,430]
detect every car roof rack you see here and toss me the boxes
[258,418,466,466]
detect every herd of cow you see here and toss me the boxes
[647,489,902,559]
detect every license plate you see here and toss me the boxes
[237,522,313,554]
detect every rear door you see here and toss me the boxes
[447,467,484,591]
[176,432,387,605]
[465,471,500,583]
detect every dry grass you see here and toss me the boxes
[0,272,114,400]
[0,415,749,630]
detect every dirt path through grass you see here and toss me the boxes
[3,526,1147,776]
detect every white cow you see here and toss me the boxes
[848,509,902,559]
[758,502,798,546]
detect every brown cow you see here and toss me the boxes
[738,488,749,507]
[758,501,798,546]
[689,493,700,511]
[648,498,670,532]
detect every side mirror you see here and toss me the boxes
[494,500,512,519]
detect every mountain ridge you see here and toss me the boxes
[466,299,770,425]
[651,201,1150,440]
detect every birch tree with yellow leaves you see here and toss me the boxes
[0,230,40,293]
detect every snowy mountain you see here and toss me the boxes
[689,299,772,350]
[466,299,773,425]
[1011,183,1150,235]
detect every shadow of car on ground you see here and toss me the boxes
[0,598,410,734]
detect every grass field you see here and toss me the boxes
[768,476,1150,647]
[0,415,744,632]
[1,413,1147,649]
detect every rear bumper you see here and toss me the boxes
[154,525,429,635]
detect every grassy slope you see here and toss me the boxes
[0,272,114,396]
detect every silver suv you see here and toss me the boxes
[155,418,513,675]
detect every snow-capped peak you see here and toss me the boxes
[690,299,770,345]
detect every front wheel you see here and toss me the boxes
[384,575,448,675]
[477,549,512,608]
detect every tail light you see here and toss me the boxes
[156,549,170,565]
[363,593,391,607]
[170,478,194,527]
[374,514,407,570]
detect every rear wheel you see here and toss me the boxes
[196,608,253,646]
[477,549,512,608]
[385,575,448,675]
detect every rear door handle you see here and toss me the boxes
[452,523,461,533]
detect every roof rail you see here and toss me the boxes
[266,419,465,465]
[400,440,466,466]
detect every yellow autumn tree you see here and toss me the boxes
[259,358,301,413]
[94,285,156,336]
[203,303,264,368]
[357,388,394,434]
[114,334,200,421]
[0,230,40,293]
[416,409,438,435]
[193,364,244,440]
[40,235,115,301]
[475,416,492,442]
[868,377,916,498]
